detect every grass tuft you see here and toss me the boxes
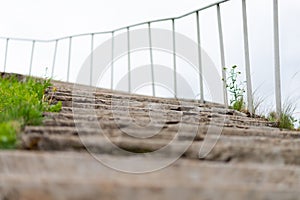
[268,99,297,130]
[279,100,297,130]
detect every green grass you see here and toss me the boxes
[0,75,62,149]
[0,121,19,149]
[278,100,297,130]
[268,99,298,130]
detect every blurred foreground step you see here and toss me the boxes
[1,151,300,200]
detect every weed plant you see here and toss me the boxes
[224,65,246,111]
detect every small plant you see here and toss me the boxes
[0,122,20,149]
[268,111,278,122]
[223,65,246,111]
[46,101,62,112]
[43,86,62,112]
[279,113,296,130]
[279,100,297,130]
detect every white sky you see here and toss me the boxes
[0,0,299,122]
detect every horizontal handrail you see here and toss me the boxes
[0,0,230,43]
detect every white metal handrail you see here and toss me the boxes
[0,0,282,115]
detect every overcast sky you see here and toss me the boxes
[0,0,299,122]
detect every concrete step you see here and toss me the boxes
[47,85,226,108]
[24,123,299,139]
[21,133,300,165]
[43,111,277,128]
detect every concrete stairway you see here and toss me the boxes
[1,80,300,200]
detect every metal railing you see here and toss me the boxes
[0,0,282,115]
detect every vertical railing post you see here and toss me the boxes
[148,22,156,97]
[67,37,72,82]
[90,33,94,86]
[217,4,228,107]
[273,0,282,116]
[172,19,177,98]
[111,31,114,90]
[51,40,58,78]
[29,40,35,76]
[127,27,131,93]
[196,11,204,103]
[242,0,254,114]
[3,38,9,72]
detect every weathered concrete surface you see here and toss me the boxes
[1,151,300,200]
[21,134,300,165]
[1,79,300,199]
